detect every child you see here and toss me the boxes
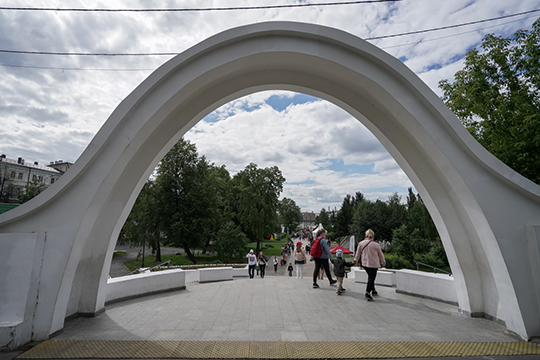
[331,250,354,295]
[287,263,294,276]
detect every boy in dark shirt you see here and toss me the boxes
[331,249,354,295]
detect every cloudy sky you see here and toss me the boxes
[1,1,538,212]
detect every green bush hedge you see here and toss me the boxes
[383,253,412,270]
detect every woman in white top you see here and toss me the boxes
[294,241,307,279]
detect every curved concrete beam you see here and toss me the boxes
[1,22,539,346]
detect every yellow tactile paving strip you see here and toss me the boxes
[17,340,540,359]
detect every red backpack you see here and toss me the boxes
[311,237,323,258]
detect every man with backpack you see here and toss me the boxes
[312,228,337,288]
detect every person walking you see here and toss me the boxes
[273,256,279,272]
[246,249,257,279]
[331,249,354,295]
[312,228,337,288]
[258,251,267,278]
[354,229,386,301]
[294,241,307,279]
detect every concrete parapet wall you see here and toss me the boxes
[199,267,233,283]
[353,267,396,287]
[106,269,186,304]
[395,269,458,305]
[106,266,247,304]
[233,265,249,277]
[352,267,457,305]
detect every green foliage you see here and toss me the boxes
[122,181,163,262]
[18,179,46,203]
[156,139,220,264]
[315,208,332,233]
[334,194,354,237]
[383,253,412,270]
[0,164,13,203]
[230,163,285,254]
[439,19,540,184]
[279,197,302,234]
[429,237,449,268]
[215,221,249,263]
[124,253,225,271]
[351,195,405,242]
[414,253,449,272]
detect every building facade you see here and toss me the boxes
[300,211,318,229]
[0,155,72,203]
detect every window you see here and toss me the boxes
[32,174,37,181]
[11,171,16,178]
[18,172,23,179]
[38,176,43,182]
[51,178,55,184]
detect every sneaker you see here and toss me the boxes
[313,283,319,288]
[337,290,342,295]
[330,279,337,285]
[341,288,346,292]
[372,290,378,296]
[365,293,373,301]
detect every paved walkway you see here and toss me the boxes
[4,239,539,359]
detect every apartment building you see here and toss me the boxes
[0,154,73,203]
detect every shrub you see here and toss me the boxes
[383,253,412,270]
[414,253,450,273]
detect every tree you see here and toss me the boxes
[121,180,163,264]
[18,179,45,203]
[406,187,417,210]
[156,139,219,264]
[215,221,249,263]
[335,194,354,237]
[231,163,285,254]
[439,19,540,184]
[279,197,302,234]
[0,163,13,202]
[315,208,332,232]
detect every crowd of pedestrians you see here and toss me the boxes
[246,227,386,301]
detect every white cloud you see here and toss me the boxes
[0,0,535,211]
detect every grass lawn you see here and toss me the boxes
[247,240,287,257]
[124,253,247,272]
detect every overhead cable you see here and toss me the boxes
[0,1,401,12]
[0,8,538,57]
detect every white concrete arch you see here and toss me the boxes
[1,22,540,346]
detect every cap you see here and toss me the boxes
[297,241,302,245]
[336,249,343,257]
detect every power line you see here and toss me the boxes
[0,63,155,71]
[365,8,540,40]
[0,1,401,13]
[380,14,539,50]
[0,8,537,57]
[1,14,533,73]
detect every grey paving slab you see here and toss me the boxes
[51,276,519,345]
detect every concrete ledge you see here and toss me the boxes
[233,265,249,277]
[396,269,457,304]
[106,269,186,304]
[184,270,199,283]
[199,267,233,283]
[352,267,396,287]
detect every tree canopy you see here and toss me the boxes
[231,163,285,254]
[439,19,540,184]
[279,197,302,235]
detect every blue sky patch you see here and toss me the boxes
[266,93,319,112]
[315,158,375,175]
